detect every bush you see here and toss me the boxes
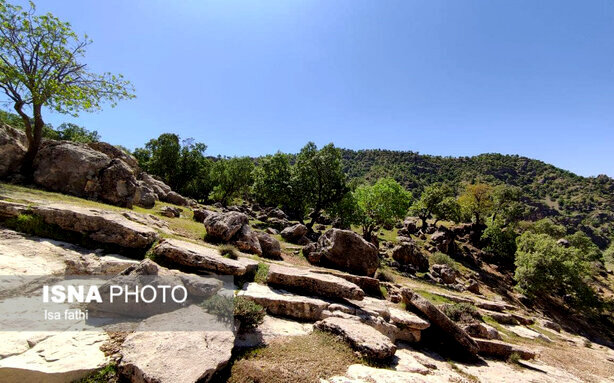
[440,302,481,323]
[514,232,598,307]
[200,294,234,323]
[219,244,239,260]
[234,296,265,330]
[481,218,517,264]
[254,262,269,284]
[375,269,395,282]
[429,252,457,270]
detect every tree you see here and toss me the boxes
[0,1,134,173]
[525,218,566,238]
[458,183,494,224]
[409,183,455,229]
[481,217,518,265]
[252,152,292,208]
[138,133,181,187]
[491,185,524,225]
[353,178,413,241]
[55,122,100,143]
[291,142,347,228]
[209,157,254,206]
[514,232,597,307]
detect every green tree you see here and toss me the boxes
[458,183,494,224]
[481,217,518,264]
[55,122,100,143]
[409,183,455,229]
[492,185,524,225]
[514,232,598,307]
[526,218,566,238]
[138,133,181,187]
[291,142,347,228]
[252,152,292,208]
[567,231,603,263]
[209,157,254,205]
[353,178,413,241]
[0,1,134,172]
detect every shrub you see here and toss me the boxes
[429,252,457,270]
[508,352,521,365]
[200,294,234,323]
[234,296,265,330]
[254,262,269,284]
[375,269,395,282]
[219,244,239,260]
[440,302,481,323]
[481,218,517,264]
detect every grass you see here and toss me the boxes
[414,289,453,304]
[74,363,118,383]
[440,302,482,323]
[447,360,480,382]
[375,269,395,283]
[220,244,240,260]
[254,262,270,284]
[227,331,359,383]
[429,252,458,270]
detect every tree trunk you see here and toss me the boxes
[306,208,320,231]
[15,103,44,177]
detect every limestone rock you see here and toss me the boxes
[391,242,429,272]
[0,125,27,177]
[256,232,282,260]
[192,208,210,223]
[280,223,308,243]
[307,229,379,277]
[152,238,257,276]
[389,308,430,330]
[266,264,365,300]
[238,283,329,321]
[401,288,479,357]
[235,315,313,348]
[233,225,262,255]
[160,206,181,218]
[315,317,397,360]
[64,252,139,275]
[474,338,537,360]
[120,305,235,383]
[203,211,249,242]
[462,322,501,340]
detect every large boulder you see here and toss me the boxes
[165,191,189,206]
[139,172,172,200]
[256,232,282,260]
[266,264,365,300]
[133,180,157,209]
[474,338,536,360]
[315,317,397,360]
[307,229,379,277]
[192,208,210,223]
[87,141,139,169]
[430,230,456,255]
[0,125,27,177]
[152,238,258,276]
[391,242,429,272]
[233,225,262,255]
[280,223,308,243]
[204,211,249,242]
[120,305,235,383]
[401,288,479,357]
[239,283,330,321]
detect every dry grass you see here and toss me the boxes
[227,331,359,383]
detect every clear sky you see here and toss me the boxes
[9,0,614,177]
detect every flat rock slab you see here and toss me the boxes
[0,330,109,383]
[315,317,397,360]
[152,238,257,276]
[389,308,430,330]
[505,325,552,342]
[474,338,537,360]
[324,364,428,383]
[266,264,365,300]
[235,315,314,348]
[7,202,160,250]
[401,288,479,357]
[238,283,329,321]
[120,305,235,383]
[311,269,381,296]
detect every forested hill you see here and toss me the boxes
[340,149,614,248]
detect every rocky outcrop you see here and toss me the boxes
[474,338,536,360]
[0,330,110,383]
[462,322,501,340]
[204,211,249,242]
[120,305,235,383]
[233,225,262,255]
[0,125,27,177]
[311,269,381,297]
[238,283,330,321]
[280,223,308,243]
[192,208,210,223]
[315,317,397,360]
[160,206,181,217]
[431,264,457,284]
[307,229,379,277]
[266,264,365,300]
[391,242,429,272]
[152,238,258,276]
[401,288,479,357]
[256,232,282,259]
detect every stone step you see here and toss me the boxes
[266,264,365,300]
[315,317,397,361]
[474,338,537,360]
[238,283,330,321]
[152,238,258,276]
[311,269,381,296]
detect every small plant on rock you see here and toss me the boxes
[219,244,240,260]
[429,252,457,270]
[234,295,265,330]
[441,302,481,323]
[375,269,395,282]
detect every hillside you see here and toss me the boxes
[340,149,614,248]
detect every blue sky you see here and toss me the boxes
[8,0,614,176]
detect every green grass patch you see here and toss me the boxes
[414,289,453,304]
[220,244,240,260]
[74,363,118,383]
[254,262,270,284]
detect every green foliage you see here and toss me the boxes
[291,142,347,225]
[567,231,603,263]
[74,363,118,383]
[219,244,239,260]
[514,232,598,306]
[254,262,269,284]
[234,295,266,330]
[458,183,494,224]
[209,157,254,206]
[508,352,521,365]
[526,218,566,238]
[135,133,212,200]
[55,122,100,143]
[429,252,457,270]
[200,294,235,323]
[375,269,395,282]
[440,302,481,323]
[605,243,614,264]
[481,217,518,264]
[0,0,134,163]
[326,191,360,230]
[492,185,525,225]
[253,152,292,208]
[353,178,412,239]
[409,183,457,226]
